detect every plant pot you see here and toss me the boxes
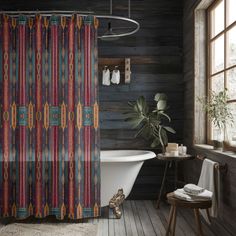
[212,140,223,151]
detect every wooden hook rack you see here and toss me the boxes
[98,57,131,84]
[196,155,228,173]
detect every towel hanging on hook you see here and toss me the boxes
[102,66,111,86]
[111,66,120,84]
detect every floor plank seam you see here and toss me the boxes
[143,200,159,236]
[144,201,166,236]
[132,201,145,236]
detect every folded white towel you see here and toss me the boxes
[191,189,213,200]
[102,68,110,86]
[174,189,192,201]
[111,70,120,84]
[184,184,204,195]
[174,188,213,201]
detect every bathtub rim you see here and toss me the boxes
[100,149,156,163]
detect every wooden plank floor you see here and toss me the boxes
[0,200,220,236]
[92,200,218,236]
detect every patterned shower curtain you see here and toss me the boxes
[0,14,100,219]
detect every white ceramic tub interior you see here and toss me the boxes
[101,150,156,207]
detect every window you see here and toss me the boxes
[207,0,236,146]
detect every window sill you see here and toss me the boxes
[194,144,236,160]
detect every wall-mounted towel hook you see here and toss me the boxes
[196,155,205,161]
[125,58,131,84]
[217,163,228,173]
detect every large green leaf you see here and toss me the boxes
[161,128,168,146]
[151,138,160,148]
[133,103,139,113]
[124,117,144,128]
[135,123,148,138]
[163,126,176,134]
[153,126,160,138]
[136,96,149,115]
[158,126,164,147]
[159,126,168,147]
[140,123,152,139]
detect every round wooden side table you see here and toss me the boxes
[156,153,193,208]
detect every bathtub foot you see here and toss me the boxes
[109,189,125,219]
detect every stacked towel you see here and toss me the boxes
[184,184,204,195]
[173,158,220,225]
[174,188,213,202]
[174,189,192,201]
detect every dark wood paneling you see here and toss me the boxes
[0,0,184,200]
[97,0,183,200]
[128,158,175,200]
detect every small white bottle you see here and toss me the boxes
[178,144,187,155]
[182,146,187,155]
[178,144,184,155]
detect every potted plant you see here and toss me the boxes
[124,93,175,153]
[198,88,234,150]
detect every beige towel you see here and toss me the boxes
[198,158,220,223]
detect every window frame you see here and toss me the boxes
[207,0,236,146]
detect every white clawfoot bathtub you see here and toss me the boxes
[100,150,156,207]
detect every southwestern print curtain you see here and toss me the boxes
[0,14,100,219]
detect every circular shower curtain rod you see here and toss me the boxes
[97,15,140,39]
[1,10,140,39]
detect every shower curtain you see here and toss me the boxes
[0,14,100,219]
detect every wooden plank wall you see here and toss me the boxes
[0,0,184,199]
[98,0,184,151]
[182,0,236,234]
[98,0,183,199]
